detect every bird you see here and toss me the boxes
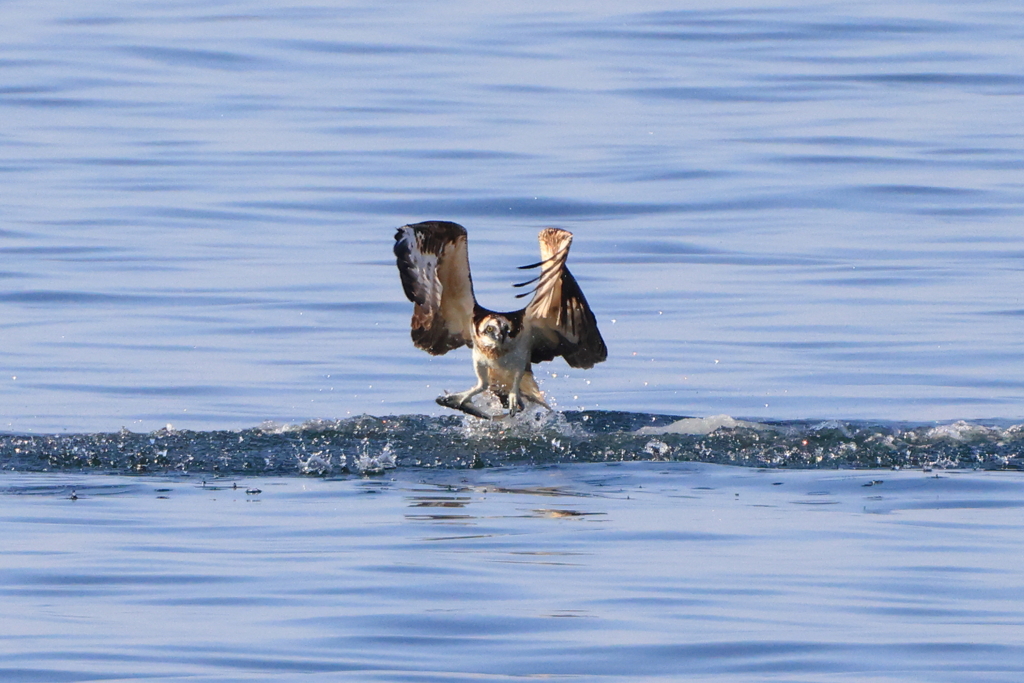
[394,221,607,418]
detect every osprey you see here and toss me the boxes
[394,221,607,418]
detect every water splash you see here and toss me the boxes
[1,412,1022,475]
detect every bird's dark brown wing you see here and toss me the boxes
[523,228,607,368]
[394,221,477,355]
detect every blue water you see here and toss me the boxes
[2,0,1023,432]
[2,1,1024,680]
[3,465,1024,682]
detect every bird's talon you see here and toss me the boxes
[507,395,523,417]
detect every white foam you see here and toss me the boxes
[637,414,765,436]
[924,420,998,442]
[353,442,396,474]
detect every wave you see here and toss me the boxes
[2,410,1023,476]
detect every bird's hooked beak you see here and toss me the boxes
[482,318,510,344]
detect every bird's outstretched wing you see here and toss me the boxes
[394,221,477,355]
[520,228,607,369]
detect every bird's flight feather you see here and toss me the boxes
[393,221,476,354]
[394,221,607,367]
[523,228,607,369]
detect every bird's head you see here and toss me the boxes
[477,315,512,349]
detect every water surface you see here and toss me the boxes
[2,464,1023,682]
[2,0,1023,432]
[2,3,1024,680]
